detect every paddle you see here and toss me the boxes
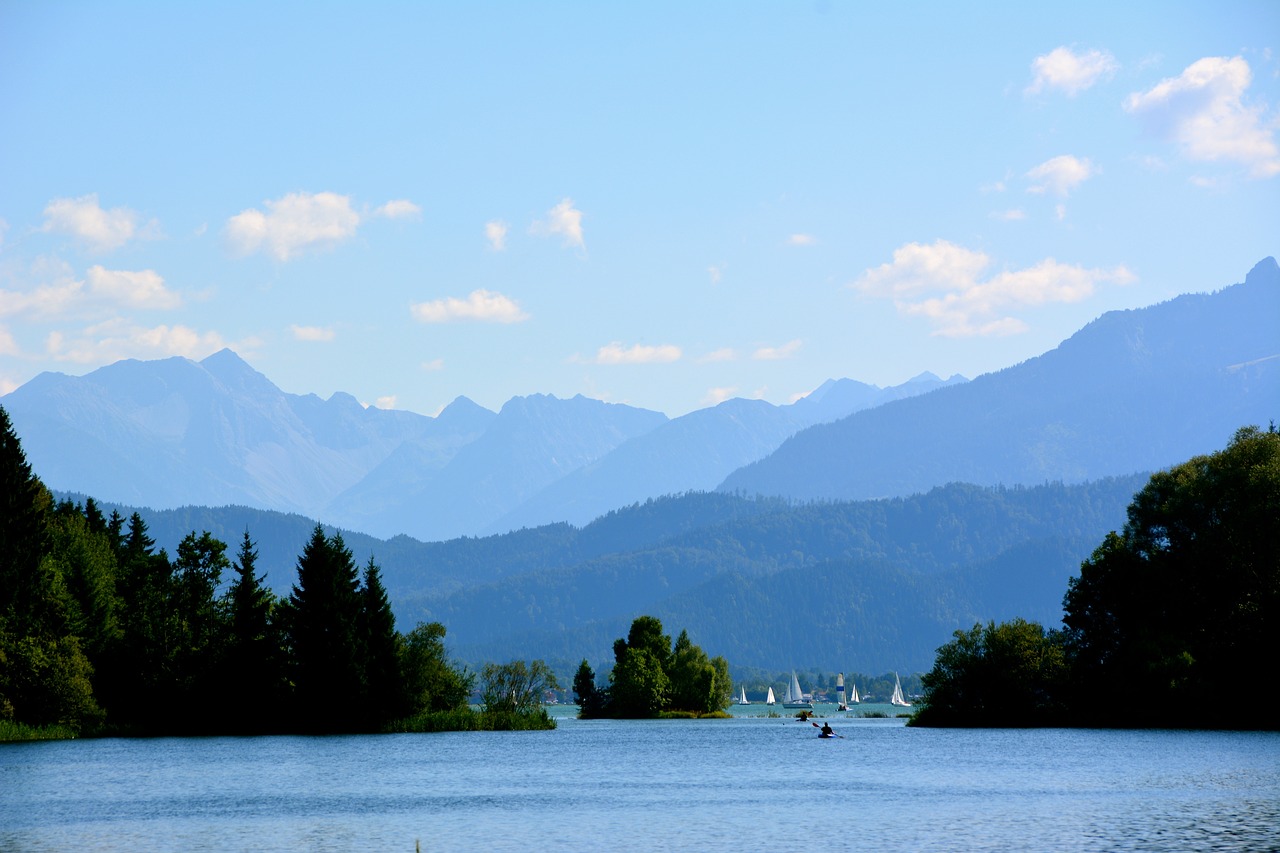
[812,721,843,738]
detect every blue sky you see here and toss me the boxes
[2,1,1277,417]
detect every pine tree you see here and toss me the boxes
[285,526,364,731]
[358,557,404,727]
[223,531,285,732]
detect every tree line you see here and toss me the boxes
[0,405,554,737]
[909,426,1279,730]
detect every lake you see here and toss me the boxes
[3,706,1278,852]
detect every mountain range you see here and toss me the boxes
[14,255,1277,674]
[6,257,1276,542]
[3,346,962,541]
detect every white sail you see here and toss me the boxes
[890,673,912,707]
[783,670,812,708]
[737,686,749,705]
[850,681,860,704]
[765,686,776,705]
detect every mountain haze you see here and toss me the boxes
[721,257,1280,501]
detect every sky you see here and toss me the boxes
[2,1,1278,418]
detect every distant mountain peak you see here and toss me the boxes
[1245,256,1278,286]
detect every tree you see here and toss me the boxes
[480,659,558,716]
[358,556,405,726]
[1063,425,1279,728]
[911,619,1068,727]
[0,406,100,731]
[221,531,285,731]
[399,621,472,714]
[572,659,605,718]
[283,526,364,732]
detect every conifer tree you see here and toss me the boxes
[285,526,364,731]
[358,557,404,726]
[223,531,285,731]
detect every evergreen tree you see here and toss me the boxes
[358,556,404,726]
[172,531,231,728]
[223,531,285,730]
[284,526,364,731]
[0,405,100,730]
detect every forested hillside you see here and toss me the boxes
[88,473,1151,675]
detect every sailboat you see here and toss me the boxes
[849,680,860,705]
[782,670,813,709]
[836,672,848,711]
[737,686,750,705]
[890,672,912,707]
[765,686,776,705]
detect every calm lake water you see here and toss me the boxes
[3,705,1278,852]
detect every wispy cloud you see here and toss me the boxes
[410,289,529,323]
[753,339,802,360]
[485,220,509,251]
[854,239,1134,337]
[290,324,336,342]
[530,198,585,250]
[1026,46,1118,97]
[704,386,739,405]
[373,199,421,219]
[1124,56,1280,178]
[787,233,817,246]
[42,194,158,253]
[593,342,682,365]
[990,209,1027,221]
[225,191,361,260]
[86,266,181,309]
[698,347,737,363]
[2,260,181,318]
[708,264,723,285]
[1025,155,1097,197]
[46,319,227,364]
[373,395,397,409]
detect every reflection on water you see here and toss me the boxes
[2,715,1278,852]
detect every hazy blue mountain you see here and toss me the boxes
[487,372,967,533]
[720,257,1280,502]
[326,393,669,540]
[5,349,458,517]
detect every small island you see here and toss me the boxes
[573,616,732,718]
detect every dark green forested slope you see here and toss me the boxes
[72,474,1150,676]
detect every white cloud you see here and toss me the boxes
[704,386,739,405]
[854,240,1135,337]
[485,220,509,251]
[42,194,157,253]
[990,209,1027,221]
[753,339,802,360]
[0,268,83,319]
[1026,47,1118,97]
[290,324,336,342]
[374,395,398,409]
[0,327,19,357]
[708,265,723,284]
[787,233,817,246]
[410,289,529,323]
[594,342,682,365]
[530,198,585,249]
[225,191,362,260]
[373,199,421,219]
[86,266,181,309]
[1026,155,1097,197]
[1124,56,1280,178]
[698,347,737,363]
[421,358,444,372]
[46,319,227,364]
